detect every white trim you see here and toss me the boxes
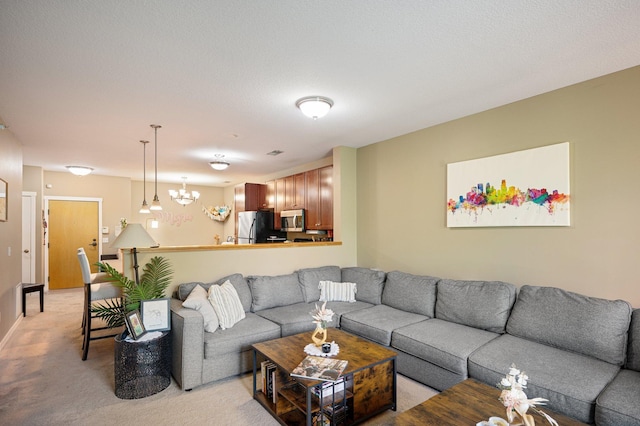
[0,314,23,353]
[44,196,103,290]
[22,192,37,284]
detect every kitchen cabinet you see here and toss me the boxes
[305,166,333,230]
[282,173,305,210]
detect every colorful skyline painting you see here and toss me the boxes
[446,143,570,227]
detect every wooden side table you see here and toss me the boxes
[22,283,45,317]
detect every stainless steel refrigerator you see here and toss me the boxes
[237,210,280,244]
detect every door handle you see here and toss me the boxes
[24,249,30,253]
[89,239,97,247]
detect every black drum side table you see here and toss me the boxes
[114,331,171,399]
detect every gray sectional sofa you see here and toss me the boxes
[169,266,639,425]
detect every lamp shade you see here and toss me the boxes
[111,223,158,249]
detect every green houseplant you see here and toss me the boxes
[92,256,173,329]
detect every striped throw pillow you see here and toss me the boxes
[208,280,246,329]
[318,281,357,303]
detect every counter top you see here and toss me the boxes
[135,241,341,253]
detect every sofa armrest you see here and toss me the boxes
[170,297,205,390]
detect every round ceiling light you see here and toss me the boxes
[66,166,93,176]
[209,154,230,171]
[296,96,333,120]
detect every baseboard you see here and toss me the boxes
[0,315,23,352]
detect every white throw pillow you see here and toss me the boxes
[182,284,219,333]
[319,281,357,303]
[208,280,246,329]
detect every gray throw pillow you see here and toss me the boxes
[341,267,386,305]
[297,266,342,303]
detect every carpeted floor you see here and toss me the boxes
[0,288,437,425]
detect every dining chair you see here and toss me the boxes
[77,247,122,360]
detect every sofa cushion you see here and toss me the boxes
[182,284,219,333]
[297,266,342,303]
[176,274,252,312]
[248,272,304,312]
[468,333,621,424]
[319,281,357,303]
[595,369,640,426]
[208,281,246,330]
[341,267,386,305]
[203,312,281,358]
[340,305,429,346]
[382,271,438,317]
[436,279,516,333]
[392,318,499,376]
[257,302,326,337]
[626,309,640,371]
[506,285,632,365]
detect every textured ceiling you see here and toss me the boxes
[1,1,640,186]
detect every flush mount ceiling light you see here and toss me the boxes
[209,154,230,171]
[296,96,333,120]
[149,124,162,211]
[66,166,93,176]
[169,177,200,206]
[139,140,150,214]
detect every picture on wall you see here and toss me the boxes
[446,142,570,227]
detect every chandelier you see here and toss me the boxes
[169,178,200,206]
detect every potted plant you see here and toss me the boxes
[92,256,173,331]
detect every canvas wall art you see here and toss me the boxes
[447,142,570,227]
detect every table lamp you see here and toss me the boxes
[111,223,158,284]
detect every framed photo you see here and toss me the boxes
[140,298,171,332]
[124,309,147,340]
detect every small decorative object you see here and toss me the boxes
[120,217,128,229]
[202,205,231,222]
[310,301,334,346]
[495,364,558,426]
[322,343,332,353]
[124,310,146,340]
[304,342,340,357]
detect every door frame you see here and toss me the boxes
[22,191,37,284]
[44,196,103,291]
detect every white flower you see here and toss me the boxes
[310,301,334,328]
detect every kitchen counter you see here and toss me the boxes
[135,241,341,254]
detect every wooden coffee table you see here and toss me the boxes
[392,378,587,425]
[252,328,397,425]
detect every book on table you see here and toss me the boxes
[290,356,348,382]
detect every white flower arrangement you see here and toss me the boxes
[495,364,558,426]
[310,301,334,329]
[202,205,231,222]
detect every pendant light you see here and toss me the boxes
[139,140,150,214]
[149,124,162,211]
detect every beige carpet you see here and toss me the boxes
[0,288,437,426]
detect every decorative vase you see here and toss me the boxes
[311,323,327,346]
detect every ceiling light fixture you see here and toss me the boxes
[139,140,150,214]
[169,177,200,206]
[66,166,93,176]
[296,96,333,120]
[149,124,162,211]
[209,154,230,171]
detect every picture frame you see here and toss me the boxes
[124,309,147,340]
[0,178,7,222]
[140,298,171,332]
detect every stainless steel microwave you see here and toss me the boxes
[280,209,305,232]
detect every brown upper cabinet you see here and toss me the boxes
[305,165,333,230]
[234,183,267,213]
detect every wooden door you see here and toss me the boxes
[318,166,334,230]
[48,200,99,289]
[305,168,320,229]
[293,173,305,209]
